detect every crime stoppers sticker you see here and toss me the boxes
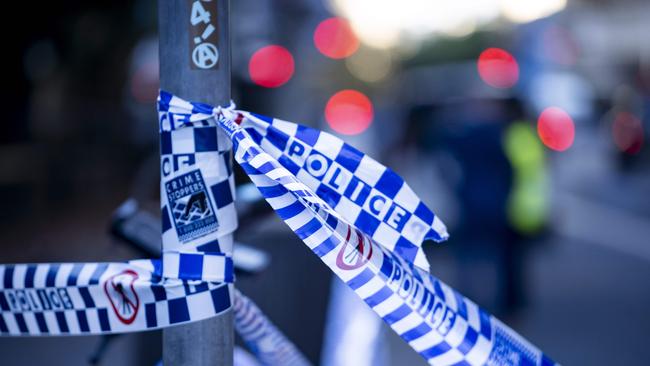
[104,270,140,325]
[166,169,219,243]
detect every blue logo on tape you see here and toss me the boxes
[487,327,537,366]
[166,170,219,242]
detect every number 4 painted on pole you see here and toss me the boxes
[191,1,211,25]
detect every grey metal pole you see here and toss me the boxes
[158,1,233,365]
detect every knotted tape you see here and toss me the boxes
[0,91,556,366]
[157,91,555,366]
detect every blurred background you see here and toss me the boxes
[1,0,649,365]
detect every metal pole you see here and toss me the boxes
[158,1,233,365]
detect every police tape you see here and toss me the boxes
[157,90,448,272]
[0,90,558,365]
[159,104,238,279]
[238,111,448,272]
[0,260,231,335]
[0,97,239,335]
[0,260,308,366]
[233,288,311,366]
[169,93,556,365]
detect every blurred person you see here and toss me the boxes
[437,98,515,314]
[401,94,548,315]
[502,119,549,310]
[601,75,647,170]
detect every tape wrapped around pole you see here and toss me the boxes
[0,90,558,366]
[0,260,231,335]
[150,91,556,366]
[0,92,240,336]
[233,288,311,366]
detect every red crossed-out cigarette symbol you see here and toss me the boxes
[336,225,373,270]
[104,269,140,325]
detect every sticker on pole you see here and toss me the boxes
[166,170,219,242]
[104,269,140,325]
[188,0,219,70]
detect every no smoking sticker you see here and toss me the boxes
[104,270,140,325]
[336,226,373,271]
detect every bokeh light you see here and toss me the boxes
[248,45,295,88]
[537,107,575,151]
[130,61,159,103]
[345,46,392,83]
[314,17,359,59]
[612,112,644,154]
[477,48,519,89]
[330,0,500,49]
[325,90,373,135]
[499,0,567,23]
[331,0,565,50]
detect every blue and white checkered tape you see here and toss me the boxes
[233,288,311,366]
[238,111,448,272]
[0,93,240,336]
[158,90,237,281]
[158,90,237,255]
[0,90,558,365]
[0,260,231,335]
[204,99,557,365]
[157,90,448,272]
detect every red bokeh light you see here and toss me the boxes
[325,90,373,135]
[477,48,519,89]
[537,107,575,151]
[612,112,644,154]
[248,45,294,88]
[314,17,359,59]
